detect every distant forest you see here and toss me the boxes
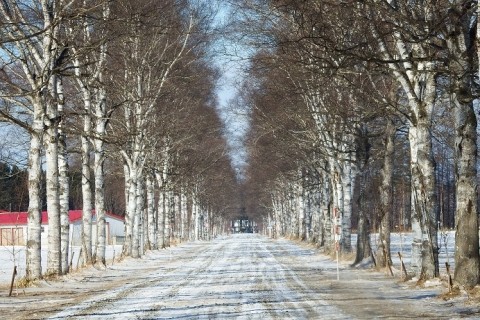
[0,161,125,215]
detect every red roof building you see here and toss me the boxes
[0,210,125,246]
[0,210,124,225]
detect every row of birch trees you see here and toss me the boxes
[0,0,237,281]
[236,0,480,288]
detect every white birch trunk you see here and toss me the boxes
[174,192,181,240]
[93,137,106,265]
[193,197,200,241]
[146,175,156,250]
[280,191,287,237]
[26,109,44,280]
[155,171,166,249]
[272,193,281,238]
[165,190,173,247]
[297,180,306,240]
[181,191,188,241]
[124,163,137,257]
[377,120,395,267]
[288,187,298,238]
[45,76,61,275]
[310,188,321,244]
[57,78,70,274]
[409,119,438,278]
[134,176,145,256]
[204,208,209,240]
[321,173,332,250]
[332,164,344,252]
[93,89,107,265]
[158,190,166,249]
[341,160,353,252]
[81,115,93,265]
[305,189,312,242]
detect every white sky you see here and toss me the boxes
[213,3,251,180]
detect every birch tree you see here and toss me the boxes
[0,0,77,277]
[260,0,440,278]
[443,2,480,288]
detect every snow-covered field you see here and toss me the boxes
[0,245,123,285]
[364,230,456,275]
[0,232,478,319]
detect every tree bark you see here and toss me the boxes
[447,6,480,287]
[155,171,166,249]
[453,99,480,288]
[146,174,156,250]
[57,78,70,274]
[26,113,44,280]
[81,120,93,265]
[123,162,136,257]
[297,178,306,240]
[134,176,145,256]
[45,88,61,276]
[93,137,106,266]
[376,119,395,268]
[409,119,439,279]
[341,160,353,252]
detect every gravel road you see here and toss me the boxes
[1,234,478,319]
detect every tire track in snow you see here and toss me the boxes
[8,234,477,319]
[47,242,223,319]
[48,234,349,319]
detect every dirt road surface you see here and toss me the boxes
[1,234,478,319]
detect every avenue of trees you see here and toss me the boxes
[0,0,240,280]
[1,0,480,293]
[233,1,480,288]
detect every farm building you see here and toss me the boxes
[0,210,125,246]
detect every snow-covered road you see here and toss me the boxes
[1,234,478,319]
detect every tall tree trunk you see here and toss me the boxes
[376,120,395,268]
[146,174,156,250]
[45,91,61,276]
[155,172,166,249]
[81,122,93,266]
[193,196,200,241]
[332,164,344,252]
[447,7,480,287]
[341,160,353,252]
[174,192,181,240]
[354,203,371,265]
[297,179,306,240]
[123,163,136,257]
[57,78,70,274]
[320,171,332,250]
[181,191,188,241]
[93,107,107,265]
[158,190,166,249]
[26,107,44,280]
[164,189,173,247]
[93,144,106,266]
[453,98,479,288]
[134,176,145,257]
[409,118,439,279]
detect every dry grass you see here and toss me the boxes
[438,286,461,300]
[465,286,480,305]
[15,276,35,288]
